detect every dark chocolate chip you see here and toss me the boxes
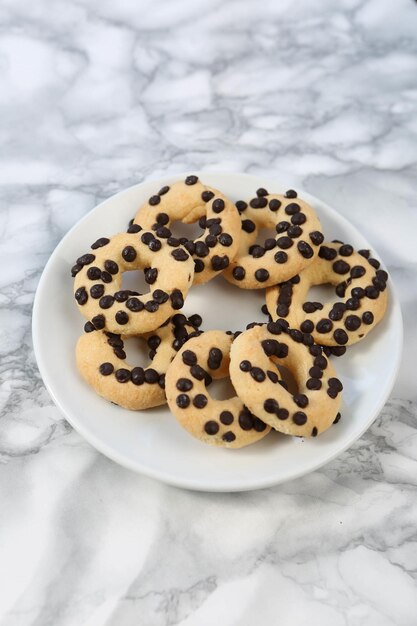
[293,411,307,425]
[334,412,341,423]
[219,233,233,247]
[92,314,105,329]
[285,189,297,198]
[300,320,314,333]
[333,260,350,275]
[339,244,353,256]
[222,431,236,442]
[220,411,234,425]
[294,394,309,408]
[204,420,219,434]
[345,315,361,331]
[274,251,288,264]
[115,368,131,383]
[212,199,225,214]
[267,370,279,383]
[250,245,265,258]
[185,175,198,185]
[122,246,137,262]
[233,266,246,281]
[250,367,266,382]
[267,321,282,335]
[297,241,314,259]
[99,295,114,309]
[91,238,110,250]
[75,286,88,305]
[310,231,324,246]
[365,286,379,299]
[211,255,229,271]
[77,253,95,266]
[255,268,269,282]
[153,289,169,304]
[291,213,306,225]
[250,196,268,208]
[362,311,374,325]
[176,378,193,392]
[170,290,184,310]
[177,394,190,408]
[240,360,252,372]
[238,408,254,430]
[167,237,180,247]
[90,284,104,299]
[351,265,366,278]
[368,258,380,269]
[149,195,160,206]
[194,259,205,273]
[195,241,209,257]
[316,319,333,333]
[311,427,318,437]
[193,394,208,408]
[269,199,281,211]
[285,202,300,215]
[115,311,129,325]
[307,378,322,390]
[328,377,343,391]
[172,248,189,262]
[309,366,323,379]
[288,225,302,238]
[189,314,202,328]
[264,238,276,250]
[84,321,95,333]
[144,368,159,384]
[277,408,289,420]
[145,268,158,284]
[202,190,214,202]
[126,297,144,312]
[319,246,337,261]
[127,224,142,233]
[333,328,348,345]
[264,398,278,413]
[277,236,293,249]
[235,200,247,212]
[242,220,256,233]
[87,266,102,280]
[182,350,197,366]
[99,362,114,376]
[256,187,268,197]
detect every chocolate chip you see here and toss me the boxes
[319,246,337,261]
[274,251,288,264]
[291,213,306,225]
[373,277,386,291]
[332,328,348,345]
[77,253,95,266]
[212,199,225,213]
[277,408,289,420]
[127,224,142,234]
[311,427,318,437]
[171,248,189,262]
[267,370,279,383]
[144,268,158,285]
[261,339,279,357]
[264,238,276,250]
[125,297,143,312]
[336,283,347,298]
[202,190,214,202]
[152,289,169,304]
[91,238,110,250]
[344,315,361,331]
[297,241,314,259]
[209,224,222,237]
[189,314,202,328]
[365,286,379,299]
[362,311,374,325]
[193,394,208,408]
[194,241,208,258]
[84,321,95,333]
[294,394,309,408]
[114,311,128,325]
[204,235,216,248]
[310,231,324,246]
[264,398,278,413]
[285,202,300,215]
[185,175,198,185]
[149,195,160,206]
[217,233,232,247]
[277,236,293,249]
[99,295,114,309]
[376,269,388,282]
[333,412,341,423]
[276,343,289,358]
[339,244,353,256]
[290,329,303,343]
[233,266,246,281]
[293,411,307,425]
[255,268,269,282]
[90,284,104,299]
[329,346,346,357]
[190,364,206,381]
[250,367,265,382]
[222,431,235,442]
[316,319,333,333]
[269,198,281,211]
[350,265,366,279]
[333,260,350,275]
[240,360,251,372]
[92,314,105,329]
[242,219,256,233]
[177,394,190,408]
[141,232,154,245]
[307,378,322,390]
[99,362,114,376]
[250,245,265,258]
[309,366,323,379]
[182,350,197,366]
[176,378,193,392]
[250,196,268,208]
[194,259,205,273]
[238,408,254,430]
[115,368,131,383]
[144,300,158,313]
[167,237,180,247]
[212,255,229,271]
[131,367,145,386]
[87,267,102,280]
[203,419,219,435]
[300,320,314,333]
[170,290,184,310]
[220,411,234,425]
[267,321,282,335]
[368,258,380,269]
[122,246,137,262]
[349,287,364,300]
[143,368,158,384]
[288,225,302,238]
[147,239,161,252]
[113,347,126,360]
[256,187,268,197]
[75,286,88,305]
[208,347,223,369]
[328,377,343,391]
[285,189,297,198]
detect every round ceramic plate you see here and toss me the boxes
[32,172,403,492]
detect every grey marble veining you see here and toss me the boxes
[1,0,417,624]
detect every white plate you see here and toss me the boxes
[32,172,403,492]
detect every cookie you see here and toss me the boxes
[165,330,271,448]
[76,314,201,410]
[222,188,323,289]
[133,175,241,285]
[73,231,194,334]
[229,322,342,437]
[265,241,388,346]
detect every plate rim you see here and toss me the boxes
[32,171,404,492]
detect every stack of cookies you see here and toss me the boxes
[72,176,389,449]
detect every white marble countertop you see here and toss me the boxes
[1,0,417,624]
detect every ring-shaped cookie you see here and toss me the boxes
[76,314,201,410]
[265,241,388,347]
[222,188,323,289]
[230,322,342,437]
[73,232,194,334]
[165,330,271,448]
[133,175,241,285]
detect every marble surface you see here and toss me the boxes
[1,0,417,623]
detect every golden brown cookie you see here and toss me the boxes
[229,322,342,437]
[133,175,241,285]
[222,188,323,289]
[265,242,388,347]
[165,330,271,448]
[73,231,194,334]
[76,314,201,410]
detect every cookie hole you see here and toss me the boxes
[274,364,299,396]
[170,221,203,241]
[253,227,278,247]
[121,270,150,295]
[306,283,339,306]
[208,376,236,401]
[122,336,151,368]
